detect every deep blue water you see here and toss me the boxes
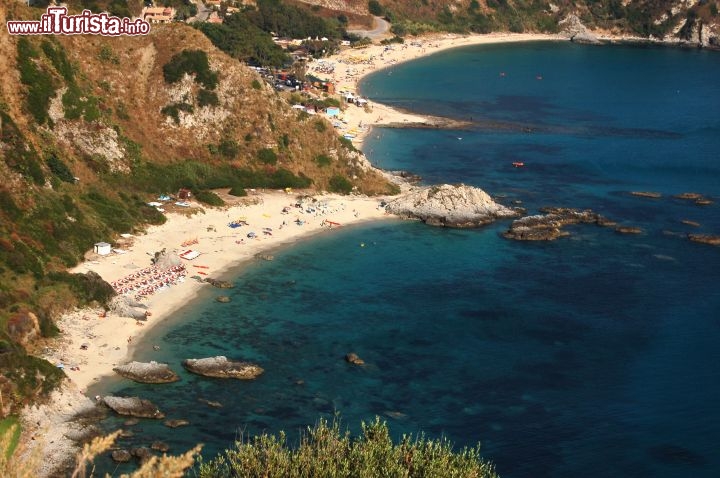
[94,42,720,477]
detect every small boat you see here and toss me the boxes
[512,162,525,168]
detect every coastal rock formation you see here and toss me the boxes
[204,278,235,289]
[110,296,149,320]
[151,441,170,452]
[688,234,720,246]
[674,192,704,200]
[131,446,153,461]
[615,226,643,234]
[386,184,518,228]
[182,356,264,379]
[345,353,365,366]
[630,191,662,198]
[560,14,600,44]
[103,396,165,419]
[216,295,231,303]
[164,419,190,428]
[198,398,223,408]
[112,361,180,384]
[111,449,132,462]
[503,208,613,241]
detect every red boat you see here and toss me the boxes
[513,162,525,168]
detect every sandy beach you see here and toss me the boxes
[41,190,392,393]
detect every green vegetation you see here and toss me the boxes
[46,154,75,183]
[0,418,20,461]
[368,0,384,16]
[314,119,327,133]
[16,38,56,126]
[245,0,344,40]
[338,135,358,153]
[314,154,332,167]
[198,417,497,478]
[196,16,289,68]
[257,148,278,165]
[198,88,219,107]
[218,139,240,159]
[163,50,218,90]
[251,79,262,90]
[228,185,248,197]
[161,102,194,124]
[328,174,353,194]
[193,190,225,206]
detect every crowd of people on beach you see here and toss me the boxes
[110,264,188,300]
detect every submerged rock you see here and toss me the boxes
[216,295,231,303]
[182,356,264,379]
[111,449,132,463]
[103,396,165,419]
[131,447,153,461]
[345,353,365,366]
[151,441,170,453]
[198,398,223,408]
[615,226,643,234]
[630,191,662,198]
[503,208,613,241]
[112,361,180,384]
[204,278,234,289]
[164,419,190,428]
[674,192,704,200]
[688,234,720,246]
[386,184,519,228]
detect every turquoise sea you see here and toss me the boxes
[93,42,720,477]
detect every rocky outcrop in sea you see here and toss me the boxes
[112,361,180,384]
[182,356,264,379]
[503,208,617,241]
[102,396,165,419]
[386,184,519,228]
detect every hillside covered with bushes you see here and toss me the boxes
[0,0,394,419]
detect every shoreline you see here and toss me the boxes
[20,28,707,475]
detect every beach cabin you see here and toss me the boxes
[94,242,112,256]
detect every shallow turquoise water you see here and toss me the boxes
[95,42,720,477]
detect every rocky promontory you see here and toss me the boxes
[112,361,180,384]
[102,396,165,419]
[182,356,264,380]
[385,184,519,228]
[503,208,614,241]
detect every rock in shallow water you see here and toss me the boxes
[182,356,264,379]
[385,184,519,228]
[112,361,180,384]
[345,353,365,366]
[111,449,131,462]
[103,396,165,419]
